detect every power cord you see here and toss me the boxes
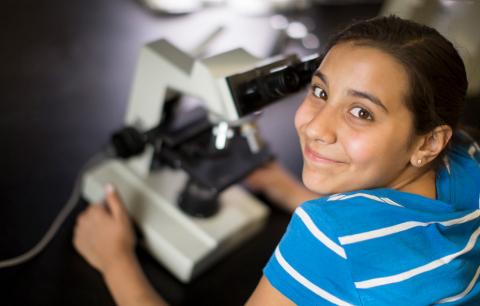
[0,148,113,268]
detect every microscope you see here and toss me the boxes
[82,38,319,282]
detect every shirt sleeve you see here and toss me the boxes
[263,202,361,306]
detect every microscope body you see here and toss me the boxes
[82,39,319,282]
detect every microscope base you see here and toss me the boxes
[82,159,269,283]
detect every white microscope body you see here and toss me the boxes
[82,38,319,282]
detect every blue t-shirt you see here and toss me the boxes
[264,132,480,305]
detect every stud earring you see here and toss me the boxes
[417,159,422,165]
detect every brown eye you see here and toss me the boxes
[312,85,327,100]
[350,107,373,121]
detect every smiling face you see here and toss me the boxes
[295,42,421,195]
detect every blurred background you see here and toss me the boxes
[0,0,478,305]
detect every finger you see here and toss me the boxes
[104,184,127,219]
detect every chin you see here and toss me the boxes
[302,168,337,195]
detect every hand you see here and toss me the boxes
[73,184,136,275]
[245,161,319,212]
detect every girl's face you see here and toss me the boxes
[295,42,419,195]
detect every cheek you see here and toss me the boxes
[344,129,408,171]
[344,134,379,166]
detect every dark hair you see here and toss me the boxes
[321,15,468,136]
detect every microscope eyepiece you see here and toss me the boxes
[262,66,301,99]
[227,54,320,117]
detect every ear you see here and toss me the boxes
[410,125,453,167]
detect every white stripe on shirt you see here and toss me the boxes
[274,247,354,306]
[327,193,404,207]
[355,226,480,289]
[435,265,480,304]
[339,210,480,245]
[328,194,347,201]
[380,197,403,207]
[296,207,347,259]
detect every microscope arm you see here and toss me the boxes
[123,39,263,175]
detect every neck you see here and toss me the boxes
[389,166,437,200]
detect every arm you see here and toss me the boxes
[103,253,167,306]
[73,185,169,306]
[245,161,320,212]
[245,276,296,306]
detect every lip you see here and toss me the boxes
[304,145,343,165]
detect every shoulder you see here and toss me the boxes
[300,187,467,239]
[262,189,410,305]
[299,190,416,237]
[265,189,480,305]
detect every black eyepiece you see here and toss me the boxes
[262,67,301,99]
[228,54,321,116]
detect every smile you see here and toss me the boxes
[304,145,343,165]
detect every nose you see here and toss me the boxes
[304,104,337,144]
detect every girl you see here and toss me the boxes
[74,15,480,305]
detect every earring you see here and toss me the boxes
[417,159,422,166]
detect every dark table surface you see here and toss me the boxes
[6,1,455,305]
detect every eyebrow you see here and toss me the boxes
[347,89,389,113]
[313,70,328,86]
[313,70,389,113]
